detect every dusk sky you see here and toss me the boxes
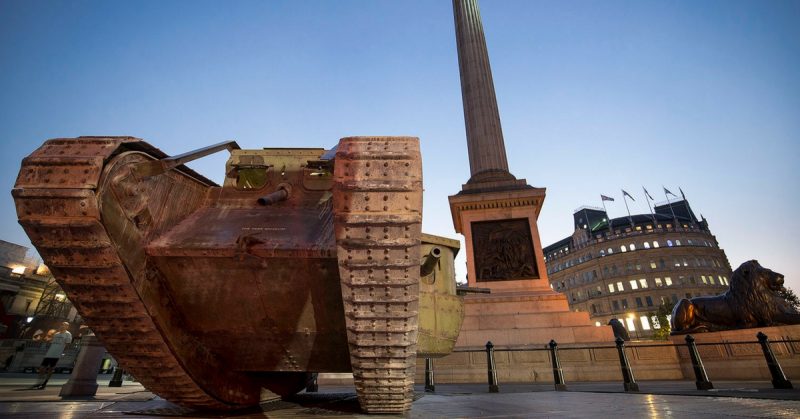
[1,1,798,289]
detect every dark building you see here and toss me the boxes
[543,199,731,338]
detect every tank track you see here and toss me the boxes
[12,138,259,410]
[333,137,423,413]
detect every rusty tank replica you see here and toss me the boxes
[12,136,465,414]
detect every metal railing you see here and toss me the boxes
[424,332,797,393]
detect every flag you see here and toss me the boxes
[664,187,677,197]
[601,195,614,202]
[643,187,654,201]
[622,189,635,201]
[679,187,686,201]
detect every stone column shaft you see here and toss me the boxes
[453,0,510,178]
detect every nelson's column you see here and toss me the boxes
[448,0,612,347]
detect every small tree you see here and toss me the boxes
[778,286,800,312]
[649,302,673,340]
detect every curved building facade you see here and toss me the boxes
[543,199,731,338]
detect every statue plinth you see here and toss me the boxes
[449,183,551,293]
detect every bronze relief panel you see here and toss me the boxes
[471,218,538,281]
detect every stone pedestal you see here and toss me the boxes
[60,335,105,397]
[449,187,614,347]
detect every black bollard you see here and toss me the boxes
[305,373,318,393]
[757,332,793,389]
[109,367,124,387]
[548,340,567,391]
[486,341,499,393]
[615,337,639,392]
[685,335,713,390]
[425,358,435,392]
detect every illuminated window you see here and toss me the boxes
[683,258,688,267]
[620,245,627,253]
[629,280,638,290]
[644,242,650,249]
[650,261,657,269]
[701,275,707,284]
[640,316,651,330]
[629,244,636,251]
[653,241,659,248]
[635,226,642,231]
[675,240,682,246]
[667,240,673,247]
[600,249,605,256]
[709,276,716,284]
[608,248,613,254]
[639,278,648,288]
[625,317,636,331]
[655,278,663,287]
[665,277,673,286]
[617,282,624,292]
[11,266,25,275]
[608,284,615,293]
[651,316,661,329]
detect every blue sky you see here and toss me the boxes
[1,0,798,289]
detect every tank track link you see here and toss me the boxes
[333,137,423,413]
[12,138,259,410]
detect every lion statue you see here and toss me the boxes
[671,260,800,334]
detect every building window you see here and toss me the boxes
[621,299,629,309]
[676,240,682,246]
[709,276,716,285]
[674,259,681,267]
[636,263,642,271]
[600,249,605,256]
[689,276,696,285]
[640,316,651,330]
[616,282,624,292]
[659,258,666,268]
[653,241,660,248]
[639,278,648,288]
[629,244,636,251]
[591,304,597,314]
[665,277,673,286]
[655,278,663,287]
[667,240,673,247]
[650,261,657,269]
[625,317,636,332]
[613,300,620,310]
[645,296,653,307]
[608,284,615,293]
[635,297,643,307]
[671,294,679,303]
[643,242,650,249]
[683,258,689,267]
[620,245,627,253]
[687,239,693,245]
[608,248,613,254]
[629,280,639,290]
[701,275,707,284]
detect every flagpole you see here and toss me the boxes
[680,187,694,226]
[622,189,633,229]
[643,186,656,226]
[601,198,613,236]
[663,186,677,227]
